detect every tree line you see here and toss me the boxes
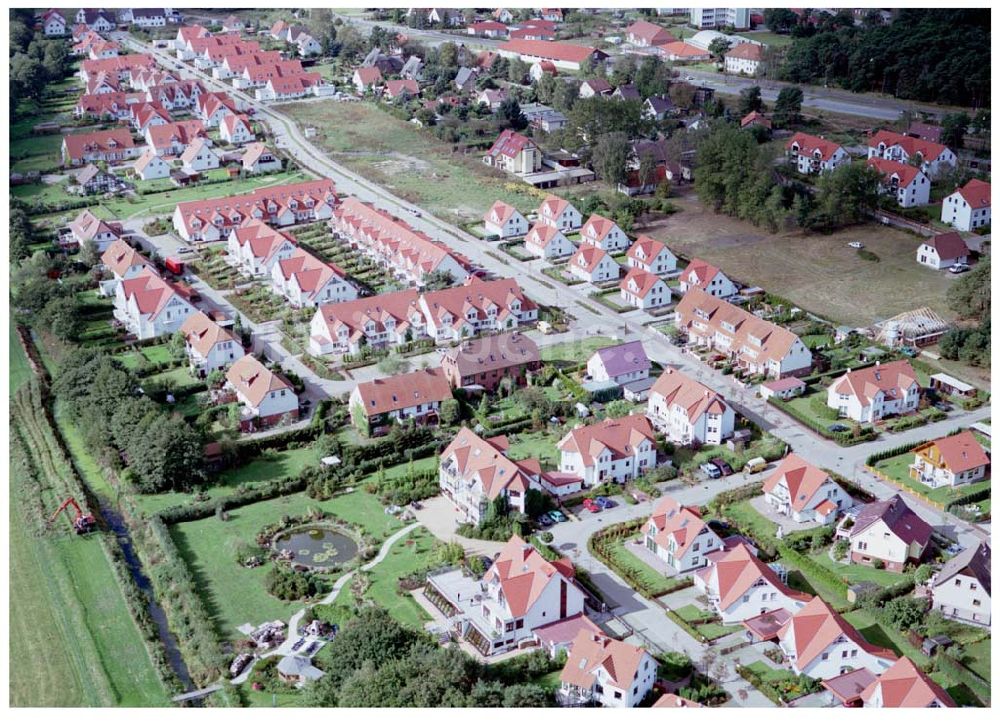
[10,9,74,115]
[772,8,989,108]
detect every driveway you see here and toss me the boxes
[412,496,506,557]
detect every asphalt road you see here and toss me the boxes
[123,30,989,574]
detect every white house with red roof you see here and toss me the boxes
[69,209,125,254]
[241,142,283,174]
[916,232,969,270]
[196,91,241,128]
[133,150,171,181]
[114,269,197,340]
[941,178,990,231]
[536,194,582,231]
[580,214,629,252]
[786,132,850,175]
[270,248,357,308]
[309,289,423,356]
[626,19,675,47]
[99,237,155,295]
[778,597,897,678]
[569,246,620,284]
[867,129,956,179]
[558,631,656,707]
[695,543,811,623]
[173,179,337,242]
[220,114,254,145]
[258,72,326,102]
[75,91,145,121]
[678,258,738,298]
[61,128,138,166]
[349,368,452,436]
[626,236,677,275]
[352,66,383,94]
[861,657,955,708]
[675,288,813,379]
[332,197,470,286]
[646,366,734,445]
[557,415,657,486]
[42,9,67,36]
[483,200,528,238]
[826,360,920,423]
[424,536,586,656]
[439,427,545,523]
[227,220,299,278]
[762,454,850,524]
[468,20,509,39]
[225,355,298,432]
[724,42,764,75]
[909,430,990,489]
[524,224,576,259]
[180,311,245,375]
[656,41,711,62]
[867,157,930,208]
[418,277,538,341]
[619,268,671,310]
[845,494,932,572]
[384,78,420,100]
[130,101,171,132]
[483,128,543,176]
[644,496,723,573]
[146,79,205,111]
[146,120,210,157]
[180,137,221,174]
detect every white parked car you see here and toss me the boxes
[848,241,865,249]
[948,263,971,274]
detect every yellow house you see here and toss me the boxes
[909,431,990,489]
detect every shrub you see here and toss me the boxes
[265,564,321,601]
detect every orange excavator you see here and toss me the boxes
[49,497,96,535]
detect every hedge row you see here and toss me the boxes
[158,474,309,525]
[935,652,991,705]
[866,439,929,466]
[768,396,878,446]
[665,609,709,644]
[588,519,685,600]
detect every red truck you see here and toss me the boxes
[164,257,184,275]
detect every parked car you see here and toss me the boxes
[828,423,849,433]
[548,510,567,523]
[291,638,305,652]
[304,641,319,655]
[933,401,953,412]
[595,496,615,509]
[175,245,193,255]
[743,456,767,474]
[948,263,970,274]
[537,513,553,526]
[710,458,733,476]
[409,500,422,511]
[848,241,865,249]
[699,462,721,479]
[631,490,649,503]
[582,498,601,513]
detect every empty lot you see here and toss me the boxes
[644,194,957,328]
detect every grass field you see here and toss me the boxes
[504,430,562,467]
[843,609,928,665]
[330,526,436,630]
[10,359,169,706]
[807,548,909,586]
[170,484,410,638]
[646,194,957,327]
[10,322,33,395]
[277,100,544,225]
[540,335,617,364]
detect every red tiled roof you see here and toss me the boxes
[354,66,383,86]
[649,365,730,424]
[225,355,294,407]
[786,132,844,161]
[499,39,605,65]
[778,596,897,671]
[557,415,655,467]
[560,631,649,690]
[869,129,951,162]
[627,19,676,45]
[762,454,838,514]
[620,267,665,299]
[861,657,955,707]
[571,245,611,273]
[726,42,764,61]
[485,535,576,618]
[954,178,991,208]
[352,368,451,417]
[180,311,239,358]
[62,128,135,161]
[866,157,923,187]
[832,360,919,407]
[912,430,990,475]
[924,231,969,259]
[440,427,541,502]
[486,128,538,159]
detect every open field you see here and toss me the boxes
[277,100,544,224]
[10,356,170,706]
[10,322,33,395]
[645,195,957,327]
[540,335,617,364]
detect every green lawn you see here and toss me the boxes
[612,536,676,592]
[696,622,736,640]
[170,487,405,638]
[843,609,927,665]
[136,445,326,515]
[278,101,543,226]
[674,604,711,622]
[10,321,33,396]
[10,132,65,174]
[962,638,991,682]
[873,450,991,507]
[115,344,176,370]
[330,526,435,630]
[807,548,910,587]
[504,430,562,467]
[540,336,617,364]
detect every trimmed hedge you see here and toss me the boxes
[867,440,929,466]
[768,396,878,445]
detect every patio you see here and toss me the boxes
[748,495,828,534]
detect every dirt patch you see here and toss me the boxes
[644,195,956,328]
